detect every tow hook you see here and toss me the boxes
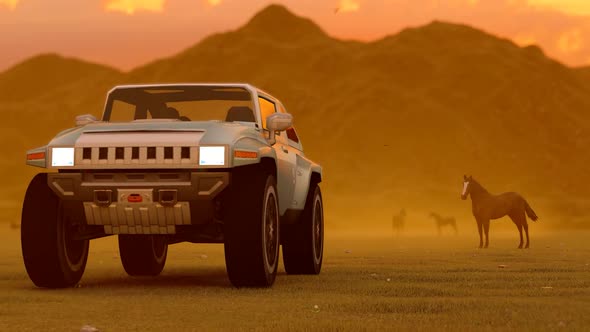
[159,189,178,207]
[94,190,112,207]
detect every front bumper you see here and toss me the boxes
[48,170,229,234]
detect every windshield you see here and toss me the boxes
[103,86,256,123]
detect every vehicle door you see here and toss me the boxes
[258,96,296,216]
[277,102,309,211]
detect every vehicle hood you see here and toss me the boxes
[48,120,266,147]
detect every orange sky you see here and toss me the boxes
[2,0,590,71]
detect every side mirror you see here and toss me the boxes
[76,114,97,126]
[266,113,293,145]
[267,113,292,132]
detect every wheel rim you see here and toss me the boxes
[263,187,279,271]
[312,194,323,264]
[61,213,86,270]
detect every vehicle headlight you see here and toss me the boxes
[199,146,225,166]
[51,147,75,167]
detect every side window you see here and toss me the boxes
[286,127,300,143]
[258,97,276,129]
[277,102,302,149]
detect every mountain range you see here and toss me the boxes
[1,4,588,227]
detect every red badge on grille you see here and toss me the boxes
[128,194,143,203]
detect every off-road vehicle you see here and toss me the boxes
[22,84,323,288]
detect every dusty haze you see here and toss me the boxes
[0,5,588,233]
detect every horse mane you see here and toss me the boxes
[469,178,489,195]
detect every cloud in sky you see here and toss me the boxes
[105,0,166,15]
[0,0,19,10]
[528,0,590,16]
[558,28,584,53]
[337,0,360,13]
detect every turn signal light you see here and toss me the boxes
[234,150,258,158]
[27,152,45,160]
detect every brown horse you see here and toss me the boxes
[392,209,406,236]
[429,212,458,235]
[461,175,538,249]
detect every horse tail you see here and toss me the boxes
[524,200,538,221]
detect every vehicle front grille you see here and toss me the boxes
[75,146,199,168]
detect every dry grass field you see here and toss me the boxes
[1,224,589,332]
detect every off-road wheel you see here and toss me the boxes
[224,171,280,287]
[21,173,89,288]
[119,235,168,276]
[282,183,323,274]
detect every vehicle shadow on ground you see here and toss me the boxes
[75,267,233,289]
[13,265,296,291]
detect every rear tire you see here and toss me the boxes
[224,170,279,287]
[21,173,89,288]
[118,235,168,276]
[282,183,324,275]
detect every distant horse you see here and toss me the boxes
[429,212,457,235]
[392,209,406,236]
[461,175,538,249]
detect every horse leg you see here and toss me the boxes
[510,211,526,249]
[477,220,483,248]
[523,222,530,248]
[516,224,523,249]
[483,220,490,248]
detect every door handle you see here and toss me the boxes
[281,146,289,153]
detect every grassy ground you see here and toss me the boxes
[0,226,588,331]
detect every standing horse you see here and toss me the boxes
[392,209,406,236]
[461,175,538,248]
[429,212,458,235]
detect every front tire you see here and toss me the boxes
[224,171,280,287]
[118,235,168,276]
[21,173,89,288]
[282,183,324,274]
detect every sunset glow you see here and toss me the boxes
[528,0,590,16]
[0,0,18,10]
[337,0,360,13]
[206,0,222,6]
[557,28,584,54]
[105,0,165,14]
[3,0,590,71]
[514,34,538,46]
